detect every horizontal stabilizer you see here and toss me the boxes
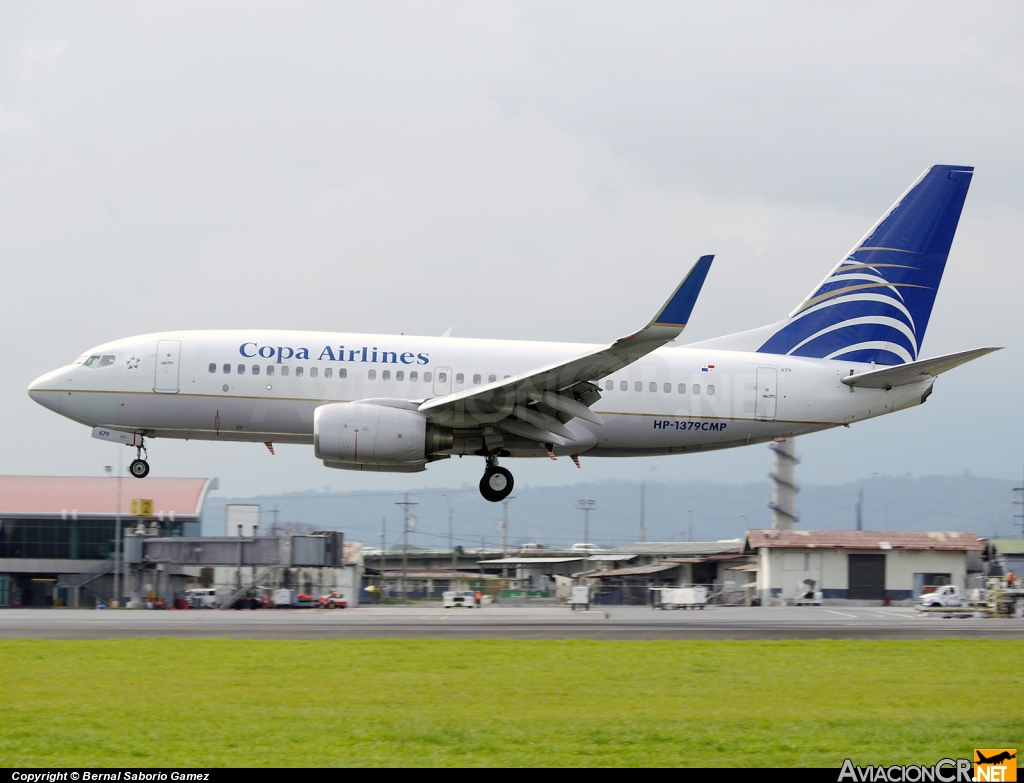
[841,347,1000,389]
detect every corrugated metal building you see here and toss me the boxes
[748,529,984,605]
[0,476,218,606]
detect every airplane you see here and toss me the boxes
[976,751,1016,765]
[28,164,999,502]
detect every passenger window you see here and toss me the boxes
[663,383,670,393]
[438,372,447,383]
[99,355,116,367]
[266,366,275,376]
[310,367,318,378]
[281,366,290,377]
[456,373,464,384]
[237,364,246,375]
[396,370,404,381]
[223,364,231,374]
[504,375,510,379]
[605,380,613,391]
[339,368,347,379]
[208,363,216,374]
[707,384,715,395]
[634,381,642,392]
[252,365,260,376]
[693,384,700,395]
[382,370,391,381]
[473,374,481,384]
[83,355,101,368]
[424,372,432,382]
[295,366,304,377]
[620,381,628,391]
[678,383,686,394]
[324,368,332,378]
[649,382,657,392]
[488,374,496,383]
[410,371,418,382]
[368,369,376,380]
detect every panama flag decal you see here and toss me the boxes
[701,364,715,372]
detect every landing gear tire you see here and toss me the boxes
[479,466,514,502]
[129,459,150,479]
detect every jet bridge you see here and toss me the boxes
[123,531,344,608]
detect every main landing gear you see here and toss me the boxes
[479,454,514,502]
[129,439,150,479]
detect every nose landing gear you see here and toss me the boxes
[129,439,150,479]
[479,454,514,502]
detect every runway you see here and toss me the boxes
[2,605,1023,640]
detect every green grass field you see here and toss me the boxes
[2,638,1020,767]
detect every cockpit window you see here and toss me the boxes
[98,355,116,367]
[83,356,102,368]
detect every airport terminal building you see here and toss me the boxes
[749,529,984,605]
[0,476,218,606]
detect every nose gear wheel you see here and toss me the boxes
[129,437,150,479]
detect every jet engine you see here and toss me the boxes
[314,402,452,468]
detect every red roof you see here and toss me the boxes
[746,529,983,552]
[0,476,217,519]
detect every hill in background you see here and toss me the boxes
[202,472,1021,549]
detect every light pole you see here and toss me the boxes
[380,516,386,601]
[577,499,597,548]
[640,467,655,543]
[105,450,124,607]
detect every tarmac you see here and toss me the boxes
[2,604,1023,640]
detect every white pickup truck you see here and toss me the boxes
[919,585,964,607]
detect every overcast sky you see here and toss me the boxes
[3,2,1023,498]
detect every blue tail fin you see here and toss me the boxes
[756,165,973,365]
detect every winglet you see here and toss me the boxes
[650,255,714,328]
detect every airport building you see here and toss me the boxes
[748,529,985,605]
[984,539,1024,581]
[0,476,218,607]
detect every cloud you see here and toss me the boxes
[0,103,37,137]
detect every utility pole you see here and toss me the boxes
[1013,468,1024,538]
[855,489,863,532]
[688,509,693,542]
[395,494,417,604]
[380,516,386,601]
[577,499,596,548]
[442,494,455,570]
[640,483,646,543]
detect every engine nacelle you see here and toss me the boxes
[315,402,450,465]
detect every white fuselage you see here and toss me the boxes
[28,330,931,460]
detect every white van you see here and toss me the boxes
[185,588,219,609]
[443,591,477,608]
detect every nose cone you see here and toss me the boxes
[28,368,65,414]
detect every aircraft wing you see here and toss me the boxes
[418,255,714,445]
[840,347,1001,390]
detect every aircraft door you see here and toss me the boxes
[433,366,452,397]
[154,340,181,393]
[755,367,777,421]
